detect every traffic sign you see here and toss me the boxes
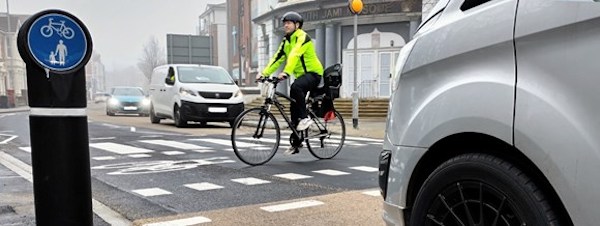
[26,12,89,73]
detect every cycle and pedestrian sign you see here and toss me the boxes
[26,12,89,73]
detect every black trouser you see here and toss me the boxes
[290,72,320,147]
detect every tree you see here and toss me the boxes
[137,36,166,84]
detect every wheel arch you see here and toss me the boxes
[404,132,573,225]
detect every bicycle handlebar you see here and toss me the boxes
[256,76,286,84]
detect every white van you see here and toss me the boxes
[148,64,244,127]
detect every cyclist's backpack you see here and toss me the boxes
[323,64,342,99]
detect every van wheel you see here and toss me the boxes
[173,105,187,128]
[150,105,160,124]
[409,153,561,226]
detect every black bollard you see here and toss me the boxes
[16,9,93,226]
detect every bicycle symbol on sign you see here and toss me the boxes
[40,18,75,39]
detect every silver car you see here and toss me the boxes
[380,0,600,225]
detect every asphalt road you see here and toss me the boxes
[0,103,386,225]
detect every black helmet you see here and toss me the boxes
[281,11,303,28]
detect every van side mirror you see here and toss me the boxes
[165,77,174,85]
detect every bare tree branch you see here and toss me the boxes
[137,36,166,84]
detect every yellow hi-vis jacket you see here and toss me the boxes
[262,29,324,78]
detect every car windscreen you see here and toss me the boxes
[112,88,144,96]
[177,66,234,84]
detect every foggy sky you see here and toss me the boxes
[5,0,224,71]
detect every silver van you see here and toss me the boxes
[148,64,244,127]
[380,0,600,225]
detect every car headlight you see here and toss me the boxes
[108,98,120,106]
[179,87,197,97]
[233,90,244,98]
[391,39,417,92]
[141,98,151,106]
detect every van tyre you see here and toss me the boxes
[150,105,160,124]
[410,153,561,226]
[173,105,187,128]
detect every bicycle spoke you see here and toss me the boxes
[306,111,345,159]
[232,108,280,166]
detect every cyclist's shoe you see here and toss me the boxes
[296,117,313,131]
[284,146,300,155]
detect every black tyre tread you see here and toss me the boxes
[415,153,560,226]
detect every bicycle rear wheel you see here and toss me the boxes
[231,108,280,166]
[305,110,345,159]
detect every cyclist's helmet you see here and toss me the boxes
[281,11,303,28]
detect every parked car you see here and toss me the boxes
[148,64,244,127]
[93,92,110,103]
[380,0,599,225]
[105,86,150,116]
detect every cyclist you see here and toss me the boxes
[256,11,324,155]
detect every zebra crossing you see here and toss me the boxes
[18,134,382,203]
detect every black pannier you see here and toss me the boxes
[311,64,342,118]
[323,63,342,99]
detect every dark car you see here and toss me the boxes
[106,86,150,116]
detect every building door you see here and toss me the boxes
[343,51,375,98]
[377,51,400,97]
[343,49,399,98]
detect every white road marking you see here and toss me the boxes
[190,149,215,153]
[0,134,17,144]
[260,200,324,212]
[90,142,154,154]
[130,127,136,132]
[93,156,116,161]
[0,152,131,225]
[19,147,31,153]
[143,216,211,226]
[331,135,383,143]
[231,177,271,185]
[101,123,120,129]
[140,140,210,150]
[132,188,172,197]
[312,169,351,176]
[128,154,152,158]
[362,190,382,197]
[90,137,116,141]
[273,173,313,180]
[349,166,379,172]
[191,138,261,148]
[162,151,185,156]
[140,135,163,138]
[185,182,224,191]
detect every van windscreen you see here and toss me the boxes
[177,66,234,84]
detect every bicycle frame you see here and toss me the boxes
[257,78,330,142]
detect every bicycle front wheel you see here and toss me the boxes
[305,110,345,159]
[231,108,280,166]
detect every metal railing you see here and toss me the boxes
[357,79,377,99]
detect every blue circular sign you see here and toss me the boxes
[27,13,88,72]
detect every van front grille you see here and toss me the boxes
[198,92,232,99]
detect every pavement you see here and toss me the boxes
[0,105,387,225]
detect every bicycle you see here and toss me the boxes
[40,18,75,39]
[231,75,346,166]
